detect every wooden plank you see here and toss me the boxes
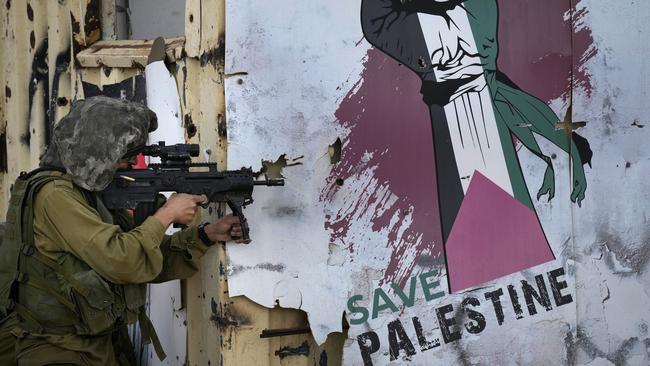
[1,0,37,219]
[71,0,101,52]
[184,0,201,57]
[47,0,73,127]
[76,37,185,68]
[199,0,222,55]
[0,0,7,217]
[27,0,48,167]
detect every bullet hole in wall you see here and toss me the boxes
[26,2,33,21]
[328,137,342,164]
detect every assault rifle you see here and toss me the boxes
[101,142,284,243]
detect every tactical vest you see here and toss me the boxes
[0,169,165,360]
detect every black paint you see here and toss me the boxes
[429,105,464,244]
[0,133,7,173]
[484,288,505,325]
[83,0,101,40]
[548,267,573,306]
[4,86,10,98]
[199,36,225,69]
[274,341,310,359]
[436,304,461,343]
[412,316,440,351]
[319,350,328,366]
[47,46,71,144]
[181,66,187,105]
[217,113,227,137]
[507,285,525,319]
[521,275,552,315]
[387,319,416,361]
[28,38,48,145]
[421,76,480,106]
[572,132,593,168]
[461,297,486,334]
[357,331,380,366]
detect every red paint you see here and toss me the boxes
[446,172,554,293]
[572,5,597,96]
[498,0,595,100]
[322,49,443,286]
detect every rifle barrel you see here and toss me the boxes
[254,179,284,186]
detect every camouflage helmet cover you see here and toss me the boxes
[39,96,158,191]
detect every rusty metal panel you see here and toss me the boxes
[225,0,649,365]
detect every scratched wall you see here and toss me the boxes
[225,0,650,365]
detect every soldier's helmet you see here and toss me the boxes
[39,96,158,191]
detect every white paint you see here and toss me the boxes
[418,12,513,195]
[225,0,650,363]
[144,60,187,365]
[225,0,369,344]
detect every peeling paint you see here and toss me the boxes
[209,297,250,330]
[259,154,303,179]
[274,341,310,359]
[328,138,342,164]
[200,36,226,70]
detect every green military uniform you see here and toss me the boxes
[0,97,212,365]
[1,171,210,366]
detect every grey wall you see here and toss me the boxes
[128,0,185,39]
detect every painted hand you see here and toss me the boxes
[570,157,587,207]
[536,164,555,202]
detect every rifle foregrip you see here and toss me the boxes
[227,200,252,244]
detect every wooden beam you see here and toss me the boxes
[76,37,185,68]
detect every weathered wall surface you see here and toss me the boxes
[1,1,345,365]
[225,0,650,365]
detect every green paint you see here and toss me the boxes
[372,288,399,319]
[463,0,588,207]
[391,276,418,308]
[348,295,370,325]
[420,270,444,301]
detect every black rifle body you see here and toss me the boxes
[101,143,283,242]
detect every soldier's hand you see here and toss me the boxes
[153,193,205,227]
[203,215,244,243]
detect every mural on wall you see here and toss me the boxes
[358,0,592,293]
[225,0,649,364]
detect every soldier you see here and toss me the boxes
[0,96,242,365]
